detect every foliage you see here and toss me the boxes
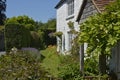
[54,31,63,38]
[58,56,82,80]
[78,0,120,55]
[0,0,6,25]
[0,25,4,33]
[40,46,107,79]
[41,46,61,77]
[0,51,49,80]
[69,29,78,34]
[67,21,74,30]
[46,18,56,30]
[84,54,99,76]
[41,46,82,79]
[71,36,80,57]
[5,17,56,50]
[0,25,5,51]
[44,29,56,46]
[30,31,41,49]
[5,15,36,31]
[36,18,56,47]
[37,30,45,49]
[35,21,44,30]
[67,21,78,34]
[4,23,31,51]
[38,18,56,30]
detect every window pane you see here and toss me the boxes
[68,0,74,16]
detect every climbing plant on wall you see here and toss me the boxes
[78,0,120,55]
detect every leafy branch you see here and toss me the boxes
[78,0,120,55]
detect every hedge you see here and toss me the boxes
[0,51,49,79]
[4,23,31,51]
[30,31,41,49]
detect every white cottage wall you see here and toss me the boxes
[56,0,83,54]
[56,2,67,53]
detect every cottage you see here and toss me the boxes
[76,0,113,23]
[55,0,113,54]
[76,0,120,79]
[55,0,119,79]
[55,0,83,54]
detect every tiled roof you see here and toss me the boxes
[93,0,114,12]
[76,0,115,22]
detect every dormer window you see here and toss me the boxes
[67,0,74,16]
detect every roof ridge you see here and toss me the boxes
[76,0,115,22]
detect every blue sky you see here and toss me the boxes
[6,0,59,22]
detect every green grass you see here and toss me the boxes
[40,46,61,77]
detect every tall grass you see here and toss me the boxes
[41,46,61,77]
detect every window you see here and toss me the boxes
[68,32,72,50]
[68,0,74,16]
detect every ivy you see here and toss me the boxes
[67,21,74,30]
[78,0,120,55]
[53,31,63,38]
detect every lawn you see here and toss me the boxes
[40,46,61,77]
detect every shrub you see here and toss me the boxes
[84,56,99,76]
[0,26,5,51]
[42,29,56,47]
[4,23,31,51]
[67,21,74,30]
[58,56,82,80]
[30,31,41,49]
[53,31,63,38]
[37,30,45,49]
[0,51,49,79]
[71,36,80,58]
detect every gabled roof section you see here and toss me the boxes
[93,0,114,12]
[76,0,114,22]
[55,0,66,9]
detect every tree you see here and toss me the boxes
[0,0,6,25]
[5,15,36,31]
[38,18,56,30]
[36,18,56,47]
[35,21,44,31]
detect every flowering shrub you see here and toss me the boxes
[0,51,49,79]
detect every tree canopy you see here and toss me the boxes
[0,0,6,25]
[5,15,37,31]
[38,18,56,30]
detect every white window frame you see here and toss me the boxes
[67,0,74,16]
[68,32,72,50]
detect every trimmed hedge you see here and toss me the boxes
[4,23,31,51]
[30,31,41,49]
[42,29,56,46]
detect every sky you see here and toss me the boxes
[6,0,59,22]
